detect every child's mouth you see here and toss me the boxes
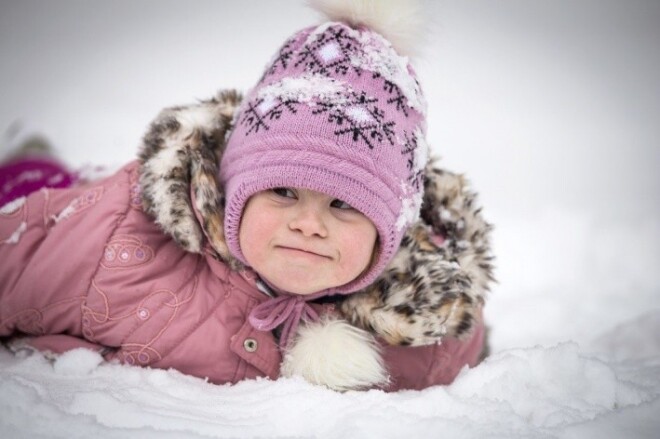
[276,246,331,260]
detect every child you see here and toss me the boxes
[0,0,494,391]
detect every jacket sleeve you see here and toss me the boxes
[379,310,486,391]
[0,164,134,338]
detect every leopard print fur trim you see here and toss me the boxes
[138,90,243,268]
[339,164,495,346]
[138,90,495,346]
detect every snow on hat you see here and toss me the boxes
[220,0,429,295]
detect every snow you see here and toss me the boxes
[395,181,423,231]
[1,0,659,437]
[51,349,105,376]
[350,29,427,114]
[1,332,659,438]
[411,128,428,175]
[257,73,348,107]
[303,21,427,114]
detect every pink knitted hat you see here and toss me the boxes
[220,16,429,296]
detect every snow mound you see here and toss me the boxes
[450,343,643,428]
[52,348,104,376]
[1,338,658,438]
[591,309,660,362]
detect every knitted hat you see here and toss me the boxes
[220,1,429,295]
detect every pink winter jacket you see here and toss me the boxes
[0,161,484,391]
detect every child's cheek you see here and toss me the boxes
[341,223,378,275]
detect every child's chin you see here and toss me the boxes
[267,276,333,296]
[278,283,326,296]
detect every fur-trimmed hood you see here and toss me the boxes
[138,90,495,389]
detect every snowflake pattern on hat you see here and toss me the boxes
[240,97,300,135]
[373,71,410,117]
[260,36,297,80]
[312,90,396,149]
[261,24,423,116]
[240,86,398,151]
[401,129,427,190]
[295,25,362,77]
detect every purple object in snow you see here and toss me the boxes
[0,157,76,207]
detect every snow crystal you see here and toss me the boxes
[257,73,348,107]
[345,106,373,123]
[257,95,278,113]
[0,196,26,215]
[303,21,335,46]
[318,41,341,62]
[395,182,423,231]
[411,128,428,174]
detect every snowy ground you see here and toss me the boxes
[1,1,659,438]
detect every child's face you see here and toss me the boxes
[239,187,378,295]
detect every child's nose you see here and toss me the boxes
[288,205,328,238]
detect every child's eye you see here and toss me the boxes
[330,199,354,210]
[272,187,296,199]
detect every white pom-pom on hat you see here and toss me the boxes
[307,0,426,57]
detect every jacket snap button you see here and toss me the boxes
[243,338,258,352]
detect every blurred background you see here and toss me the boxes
[1,0,658,351]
